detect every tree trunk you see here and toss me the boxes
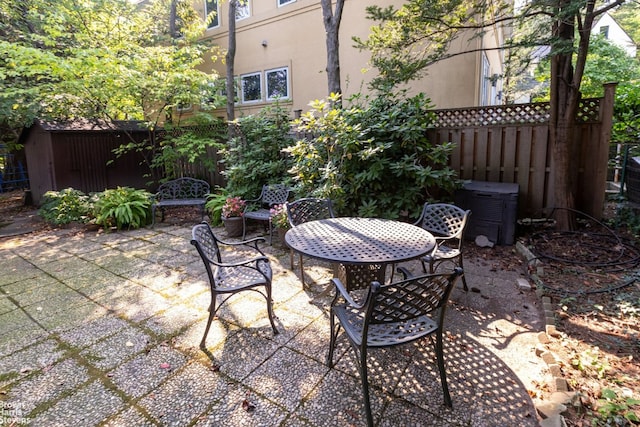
[226,0,237,121]
[321,0,345,97]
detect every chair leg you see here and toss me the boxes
[458,257,469,291]
[299,254,306,286]
[265,285,279,335]
[360,348,375,427]
[435,330,453,407]
[200,298,217,347]
[242,217,247,240]
[327,310,338,367]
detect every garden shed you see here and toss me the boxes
[21,119,152,205]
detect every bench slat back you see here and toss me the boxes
[156,178,210,201]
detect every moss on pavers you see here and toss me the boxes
[57,316,131,349]
[29,380,125,426]
[101,406,155,427]
[138,362,230,425]
[8,279,77,308]
[0,339,65,389]
[108,344,188,399]
[79,327,152,371]
[205,329,281,382]
[245,346,328,412]
[31,302,110,333]
[0,324,48,359]
[193,384,289,427]
[142,305,202,338]
[3,358,90,415]
[60,268,125,292]
[38,256,102,281]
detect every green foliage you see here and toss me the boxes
[205,187,230,226]
[38,188,93,225]
[0,0,222,152]
[533,36,640,101]
[612,83,640,147]
[287,91,457,219]
[220,103,294,199]
[597,388,640,426]
[150,116,227,181]
[94,187,153,230]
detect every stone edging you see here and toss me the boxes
[515,241,577,426]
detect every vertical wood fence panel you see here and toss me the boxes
[428,88,615,219]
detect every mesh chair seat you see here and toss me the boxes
[214,261,272,292]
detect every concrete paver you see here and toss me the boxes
[0,222,549,426]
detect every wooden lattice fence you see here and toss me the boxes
[427,86,615,219]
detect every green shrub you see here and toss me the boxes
[94,187,153,230]
[220,103,294,199]
[204,187,229,226]
[288,91,458,219]
[38,188,93,225]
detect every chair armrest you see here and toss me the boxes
[330,278,370,309]
[211,255,270,269]
[396,266,414,280]
[216,236,267,254]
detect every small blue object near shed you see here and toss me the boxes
[21,119,152,205]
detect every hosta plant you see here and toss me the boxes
[94,187,153,230]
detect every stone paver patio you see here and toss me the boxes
[0,222,548,426]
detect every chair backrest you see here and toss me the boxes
[416,203,471,240]
[285,198,335,227]
[191,223,222,264]
[260,184,290,206]
[366,270,462,332]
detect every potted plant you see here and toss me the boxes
[270,203,290,246]
[221,196,246,237]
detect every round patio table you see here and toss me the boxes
[285,217,435,288]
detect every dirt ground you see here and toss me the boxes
[1,190,639,425]
[516,211,640,426]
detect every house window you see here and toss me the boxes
[278,0,296,6]
[205,0,219,29]
[236,0,250,21]
[265,67,290,100]
[600,25,609,39]
[220,77,240,105]
[480,53,490,106]
[241,72,262,103]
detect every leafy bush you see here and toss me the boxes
[94,187,153,230]
[220,103,294,199]
[204,187,229,226]
[38,188,93,225]
[288,91,458,219]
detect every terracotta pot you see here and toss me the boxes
[223,216,243,237]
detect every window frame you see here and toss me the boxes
[240,72,263,104]
[205,0,220,29]
[236,0,250,21]
[278,0,296,7]
[265,67,290,101]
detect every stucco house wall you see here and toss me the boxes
[194,0,508,118]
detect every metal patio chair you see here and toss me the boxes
[414,203,471,291]
[327,267,464,427]
[242,184,291,243]
[191,222,278,346]
[285,197,335,285]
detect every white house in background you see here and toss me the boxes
[592,11,637,57]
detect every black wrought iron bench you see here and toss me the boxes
[151,177,210,227]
